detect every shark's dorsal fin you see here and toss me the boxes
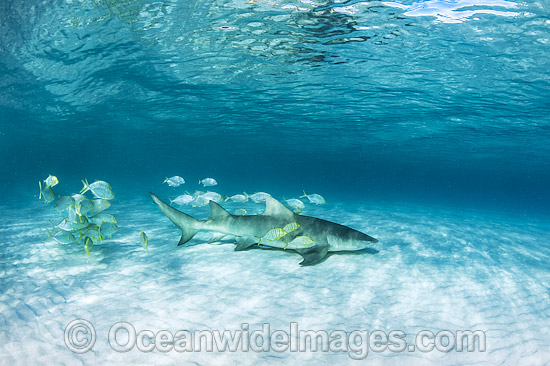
[263,196,295,219]
[209,201,231,220]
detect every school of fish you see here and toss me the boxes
[39,173,327,257]
[40,175,119,255]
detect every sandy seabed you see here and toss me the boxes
[1,197,549,366]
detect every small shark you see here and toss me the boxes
[150,192,378,266]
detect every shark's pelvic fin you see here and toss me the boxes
[208,233,227,244]
[296,244,330,266]
[208,201,231,220]
[263,196,295,219]
[150,192,200,246]
[235,236,258,251]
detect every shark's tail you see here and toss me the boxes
[150,192,201,246]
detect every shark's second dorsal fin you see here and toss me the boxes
[263,196,295,219]
[209,201,231,220]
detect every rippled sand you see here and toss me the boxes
[1,198,549,365]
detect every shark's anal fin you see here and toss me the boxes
[235,237,258,251]
[295,245,330,266]
[208,233,227,244]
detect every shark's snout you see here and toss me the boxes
[365,235,378,243]
[353,230,378,243]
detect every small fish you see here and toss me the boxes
[225,193,248,203]
[258,227,287,244]
[191,195,210,207]
[79,224,104,243]
[71,193,86,204]
[199,178,217,187]
[88,213,117,227]
[48,229,76,245]
[54,196,75,215]
[170,194,194,206]
[50,219,75,233]
[38,181,55,203]
[47,219,78,240]
[300,190,325,204]
[66,213,89,230]
[200,191,224,203]
[284,198,305,213]
[163,176,185,187]
[284,235,314,250]
[79,199,95,217]
[66,206,80,223]
[44,175,59,187]
[233,208,247,216]
[86,199,111,216]
[80,179,115,200]
[140,231,148,252]
[71,194,93,217]
[100,222,118,239]
[282,222,300,233]
[83,236,93,256]
[249,192,271,203]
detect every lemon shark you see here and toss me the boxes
[150,192,378,266]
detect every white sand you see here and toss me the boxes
[1,198,549,365]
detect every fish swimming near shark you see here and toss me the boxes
[149,192,378,266]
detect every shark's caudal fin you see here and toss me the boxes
[150,192,201,246]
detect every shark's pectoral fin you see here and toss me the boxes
[208,233,227,244]
[295,245,330,266]
[234,236,258,251]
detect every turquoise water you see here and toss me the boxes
[1,0,550,364]
[1,0,549,213]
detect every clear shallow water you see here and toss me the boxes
[1,0,549,212]
[1,0,549,364]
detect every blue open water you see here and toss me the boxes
[1,0,549,365]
